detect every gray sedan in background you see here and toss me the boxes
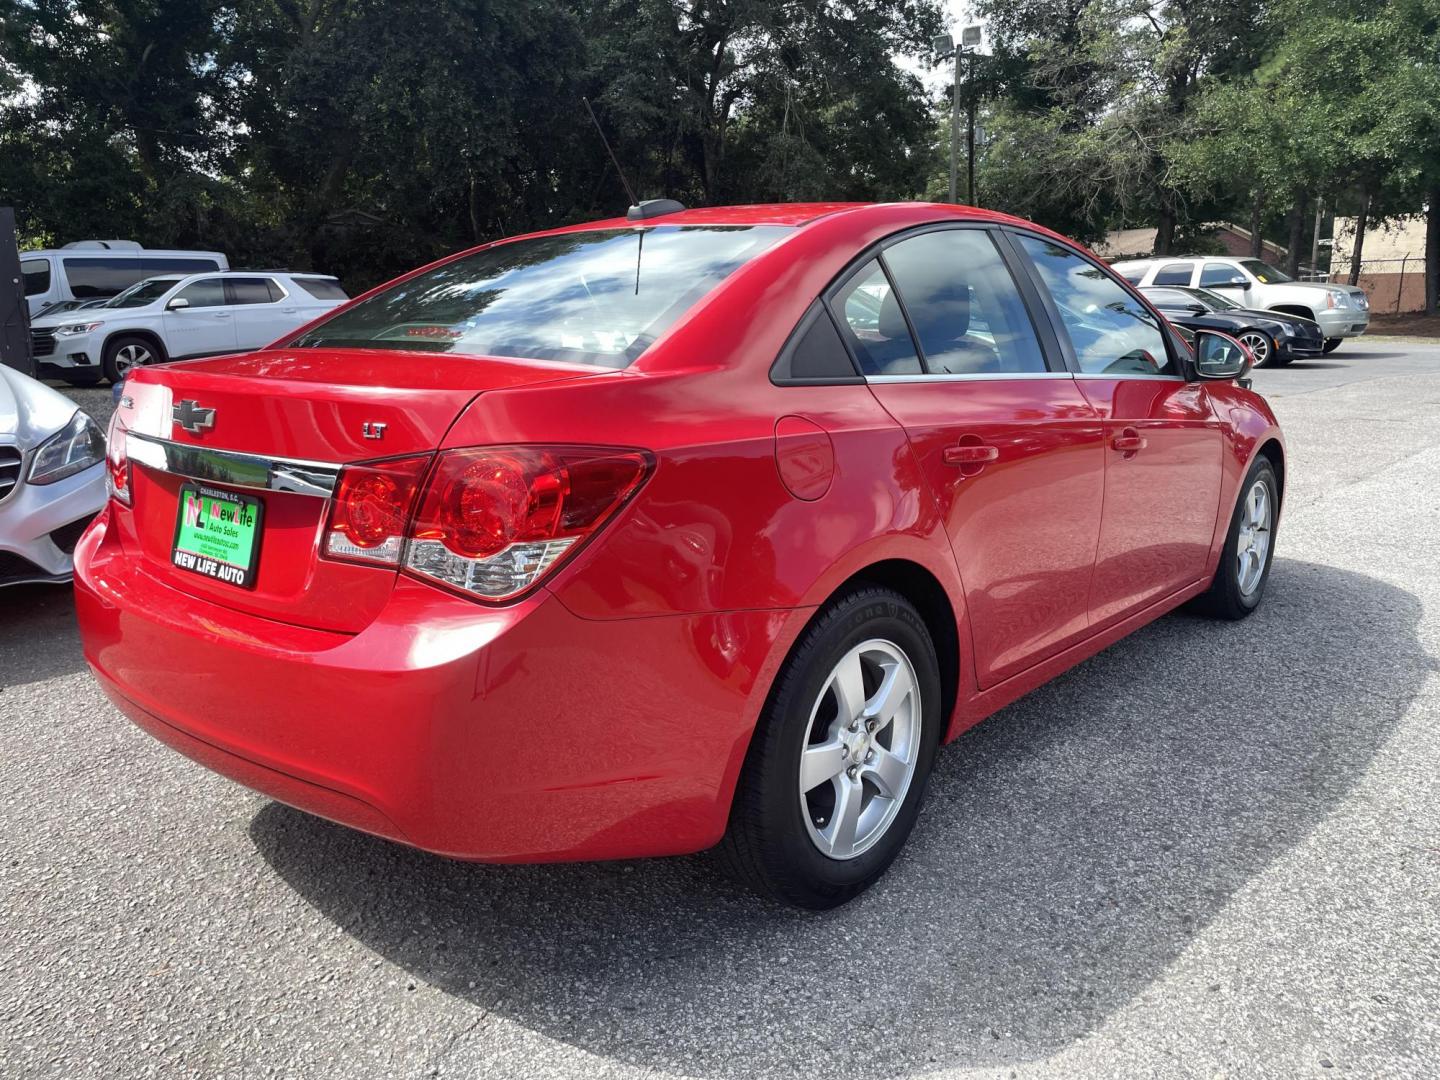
[0,365,107,586]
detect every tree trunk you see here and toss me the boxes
[1427,186,1440,313]
[1155,201,1176,256]
[1348,187,1371,287]
[1250,191,1264,259]
[1285,191,1309,277]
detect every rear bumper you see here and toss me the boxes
[74,510,798,862]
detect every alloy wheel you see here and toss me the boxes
[1238,331,1270,367]
[1235,478,1272,596]
[114,344,153,375]
[798,639,921,860]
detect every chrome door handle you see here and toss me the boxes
[213,312,231,319]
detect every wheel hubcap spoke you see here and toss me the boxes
[864,745,908,799]
[829,650,867,727]
[799,740,847,792]
[824,777,864,858]
[864,659,914,732]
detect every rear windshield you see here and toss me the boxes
[289,225,788,367]
[294,277,348,300]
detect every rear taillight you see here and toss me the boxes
[322,454,431,565]
[321,445,650,602]
[405,446,650,601]
[106,412,130,506]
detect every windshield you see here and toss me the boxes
[1187,287,1242,311]
[290,225,789,367]
[1240,259,1293,284]
[104,277,182,309]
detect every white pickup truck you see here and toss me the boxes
[1112,256,1369,353]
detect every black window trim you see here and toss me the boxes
[997,225,1189,382]
[768,300,866,386]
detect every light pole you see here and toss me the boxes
[933,25,985,206]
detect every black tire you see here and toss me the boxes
[718,585,942,909]
[1192,458,1279,620]
[101,334,163,384]
[1322,338,1342,354]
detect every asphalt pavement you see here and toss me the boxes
[3,340,1439,1078]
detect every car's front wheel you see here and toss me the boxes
[1193,457,1279,620]
[1322,338,1343,354]
[1237,329,1277,368]
[719,586,941,909]
[102,335,161,383]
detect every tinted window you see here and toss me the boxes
[292,225,787,368]
[142,257,221,275]
[1115,266,1146,285]
[832,260,921,376]
[61,257,148,298]
[172,278,226,308]
[774,304,857,381]
[1018,236,1175,377]
[228,277,278,305]
[266,280,286,303]
[1200,262,1247,287]
[1152,261,1194,286]
[21,259,51,296]
[294,278,348,300]
[883,230,1047,375]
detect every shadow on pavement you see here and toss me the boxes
[251,558,1430,1078]
[0,584,87,687]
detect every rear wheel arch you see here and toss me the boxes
[820,559,961,740]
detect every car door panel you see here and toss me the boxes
[161,277,236,358]
[1008,231,1225,627]
[1076,377,1224,624]
[834,227,1107,689]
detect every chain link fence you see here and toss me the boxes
[1327,257,1428,314]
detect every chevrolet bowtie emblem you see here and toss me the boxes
[172,399,215,435]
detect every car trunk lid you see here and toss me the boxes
[116,348,603,632]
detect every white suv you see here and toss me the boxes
[1111,256,1369,353]
[28,270,349,383]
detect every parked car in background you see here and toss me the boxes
[30,270,350,384]
[76,202,1283,909]
[0,365,107,586]
[1141,285,1325,367]
[21,241,228,318]
[33,298,109,319]
[1114,256,1368,353]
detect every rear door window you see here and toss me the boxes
[227,278,280,305]
[831,260,922,376]
[882,229,1048,375]
[291,225,787,368]
[1016,235,1176,377]
[1152,262,1195,286]
[21,259,51,296]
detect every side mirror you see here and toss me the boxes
[1186,303,1207,314]
[1193,330,1252,381]
[1228,275,1251,289]
[166,297,189,310]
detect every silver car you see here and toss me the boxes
[0,366,107,586]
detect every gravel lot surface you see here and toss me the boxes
[3,340,1439,1078]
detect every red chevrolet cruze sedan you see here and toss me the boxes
[74,201,1283,908]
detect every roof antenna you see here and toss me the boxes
[583,97,638,207]
[582,96,687,222]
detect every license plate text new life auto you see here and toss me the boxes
[171,484,264,589]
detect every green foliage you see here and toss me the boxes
[0,0,944,288]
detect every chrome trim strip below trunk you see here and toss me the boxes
[125,431,341,497]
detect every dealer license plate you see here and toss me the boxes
[171,484,264,589]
